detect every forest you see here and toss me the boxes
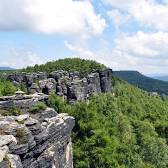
[48,77,168,168]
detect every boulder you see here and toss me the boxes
[39,78,56,94]
[38,108,57,122]
[0,145,9,162]
[6,154,23,168]
[0,135,17,147]
[28,83,40,94]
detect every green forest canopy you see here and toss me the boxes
[114,70,168,95]
[22,58,106,76]
[48,77,168,168]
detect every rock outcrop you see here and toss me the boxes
[6,69,112,104]
[0,93,48,110]
[0,109,75,168]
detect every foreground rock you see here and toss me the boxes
[0,110,75,168]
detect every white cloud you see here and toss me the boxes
[0,49,47,68]
[103,0,168,31]
[0,0,106,36]
[115,31,168,58]
[64,41,96,60]
[65,31,168,74]
[107,9,130,29]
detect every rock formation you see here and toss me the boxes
[6,69,112,104]
[0,107,75,168]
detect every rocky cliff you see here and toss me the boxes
[0,106,75,168]
[6,69,112,104]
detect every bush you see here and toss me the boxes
[0,78,16,96]
[1,106,22,116]
[29,102,47,114]
[48,93,69,113]
[16,128,28,144]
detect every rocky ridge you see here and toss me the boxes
[6,68,112,104]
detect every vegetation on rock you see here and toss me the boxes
[0,78,16,96]
[1,105,22,116]
[22,58,106,76]
[29,102,47,114]
[16,127,28,144]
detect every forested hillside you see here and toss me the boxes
[48,77,168,168]
[114,71,168,95]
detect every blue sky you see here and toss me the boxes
[1,0,168,75]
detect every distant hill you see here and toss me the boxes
[152,75,168,81]
[0,67,15,71]
[113,70,168,95]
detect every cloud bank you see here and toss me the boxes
[104,0,168,31]
[0,0,106,36]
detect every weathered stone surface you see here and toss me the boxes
[99,68,112,93]
[9,143,29,155]
[7,154,23,168]
[0,109,74,168]
[38,107,57,122]
[28,83,40,94]
[87,72,101,95]
[0,145,9,162]
[5,68,112,104]
[39,78,56,94]
[0,135,17,147]
[15,114,29,122]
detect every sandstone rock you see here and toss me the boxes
[15,114,29,122]
[7,154,23,168]
[0,145,9,162]
[28,83,40,94]
[38,107,57,122]
[0,135,17,147]
[4,68,112,106]
[87,72,101,95]
[99,68,112,93]
[9,144,29,155]
[39,78,56,94]
[34,130,49,144]
[25,118,38,126]
[36,72,48,80]
[3,122,22,136]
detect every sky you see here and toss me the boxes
[0,0,168,75]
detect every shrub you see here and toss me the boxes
[0,78,16,96]
[48,93,70,113]
[16,128,28,144]
[29,102,47,114]
[1,106,22,116]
